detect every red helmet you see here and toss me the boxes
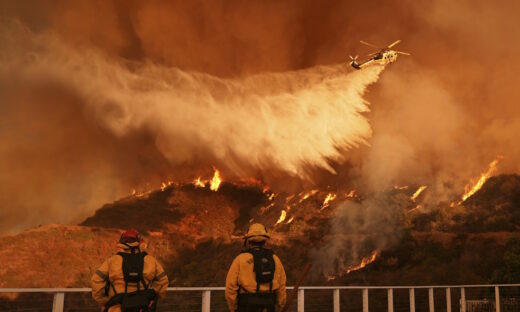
[119,229,142,244]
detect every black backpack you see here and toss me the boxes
[242,248,276,292]
[105,248,157,312]
[237,248,277,311]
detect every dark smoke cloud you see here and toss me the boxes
[1,0,520,234]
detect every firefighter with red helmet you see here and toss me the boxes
[91,229,169,312]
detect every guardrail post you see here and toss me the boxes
[387,288,394,312]
[446,287,451,312]
[298,289,304,312]
[495,286,500,312]
[333,288,340,312]
[428,288,434,312]
[409,288,415,312]
[52,292,64,312]
[202,290,211,312]
[362,288,369,312]
[460,287,466,312]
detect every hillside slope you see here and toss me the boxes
[1,175,519,288]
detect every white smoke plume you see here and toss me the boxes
[1,21,383,178]
[0,21,386,232]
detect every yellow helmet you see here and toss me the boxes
[245,223,270,242]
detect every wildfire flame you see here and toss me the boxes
[192,168,222,191]
[287,217,294,224]
[321,192,337,210]
[408,204,422,213]
[259,202,276,215]
[209,169,222,191]
[130,188,151,198]
[327,275,336,281]
[345,250,378,275]
[327,250,379,281]
[193,177,206,188]
[276,210,287,224]
[345,190,356,198]
[460,156,502,203]
[298,190,319,203]
[411,185,427,201]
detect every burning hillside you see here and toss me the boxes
[1,170,519,289]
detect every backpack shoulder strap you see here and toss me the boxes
[140,252,149,290]
[263,249,275,292]
[117,252,130,293]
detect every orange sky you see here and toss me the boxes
[1,0,520,233]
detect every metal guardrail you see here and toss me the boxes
[0,284,519,311]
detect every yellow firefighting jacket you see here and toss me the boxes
[91,242,169,312]
[225,248,287,312]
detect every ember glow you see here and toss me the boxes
[460,157,502,203]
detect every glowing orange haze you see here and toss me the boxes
[1,0,520,234]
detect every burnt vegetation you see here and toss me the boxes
[1,175,520,291]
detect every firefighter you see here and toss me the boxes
[91,229,169,312]
[225,223,287,312]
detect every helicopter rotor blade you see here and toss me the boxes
[396,51,411,55]
[387,40,401,48]
[360,40,379,48]
[367,51,378,56]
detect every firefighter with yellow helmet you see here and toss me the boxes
[225,223,287,312]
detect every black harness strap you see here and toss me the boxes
[110,280,117,295]
[95,270,107,280]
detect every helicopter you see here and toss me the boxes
[350,40,410,70]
